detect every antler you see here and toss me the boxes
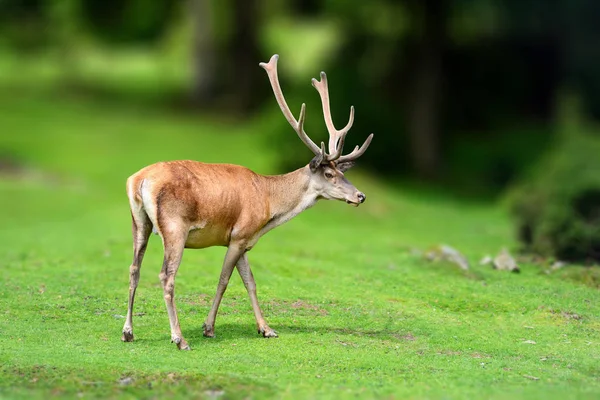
[336,133,374,163]
[259,54,322,156]
[260,54,373,164]
[311,71,373,163]
[311,72,354,161]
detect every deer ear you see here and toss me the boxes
[309,154,324,172]
[336,161,355,172]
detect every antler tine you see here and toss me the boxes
[311,71,355,161]
[260,54,321,156]
[337,133,374,164]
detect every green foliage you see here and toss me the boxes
[508,130,600,261]
[80,0,178,44]
[0,0,179,50]
[1,93,599,399]
[0,0,49,50]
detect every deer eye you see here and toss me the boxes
[324,172,334,179]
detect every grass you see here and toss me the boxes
[0,92,599,400]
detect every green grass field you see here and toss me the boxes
[0,93,599,399]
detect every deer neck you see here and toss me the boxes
[262,165,317,230]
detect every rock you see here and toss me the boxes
[204,389,225,399]
[480,255,493,265]
[550,261,567,271]
[493,248,520,272]
[522,374,540,380]
[118,377,134,386]
[425,244,470,271]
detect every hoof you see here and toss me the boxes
[178,342,191,351]
[171,336,191,350]
[202,323,215,338]
[172,336,191,350]
[259,326,278,338]
[121,331,134,342]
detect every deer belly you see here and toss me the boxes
[185,225,229,248]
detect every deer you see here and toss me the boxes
[121,54,374,350]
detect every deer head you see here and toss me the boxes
[260,54,373,206]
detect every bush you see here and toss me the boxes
[508,131,600,262]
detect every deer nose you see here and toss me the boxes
[357,192,366,203]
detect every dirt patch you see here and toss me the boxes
[0,152,79,188]
[557,310,583,320]
[180,293,212,307]
[392,332,416,341]
[290,300,329,315]
[0,153,43,181]
[335,339,358,347]
[437,350,462,356]
[470,352,491,359]
[265,299,329,316]
[539,306,584,321]
[0,153,25,175]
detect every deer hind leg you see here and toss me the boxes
[122,208,152,342]
[203,243,245,338]
[158,226,189,350]
[237,253,278,338]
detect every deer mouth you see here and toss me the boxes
[345,200,360,207]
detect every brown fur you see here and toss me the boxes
[128,161,311,249]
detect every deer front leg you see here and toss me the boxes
[203,243,244,338]
[237,253,278,338]
[158,230,189,350]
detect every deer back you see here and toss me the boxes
[128,161,272,247]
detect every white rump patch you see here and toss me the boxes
[140,178,159,229]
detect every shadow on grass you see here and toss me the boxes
[1,364,275,399]
[184,322,415,344]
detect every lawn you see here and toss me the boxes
[0,93,599,399]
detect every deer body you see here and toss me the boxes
[121,55,373,350]
[129,161,318,250]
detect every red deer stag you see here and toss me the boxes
[121,54,374,350]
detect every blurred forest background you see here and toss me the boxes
[2,0,600,262]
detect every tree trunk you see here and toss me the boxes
[225,0,262,113]
[407,0,447,179]
[191,0,262,113]
[190,0,218,104]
